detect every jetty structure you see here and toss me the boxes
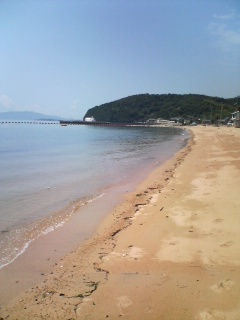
[59,120,149,127]
[0,120,58,125]
[59,117,183,127]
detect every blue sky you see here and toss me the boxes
[0,0,239,119]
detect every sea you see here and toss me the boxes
[0,122,189,270]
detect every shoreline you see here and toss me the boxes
[0,176,140,305]
[0,192,107,271]
[1,126,240,319]
[0,128,188,307]
[0,129,191,313]
[0,126,187,272]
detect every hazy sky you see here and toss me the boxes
[0,0,239,119]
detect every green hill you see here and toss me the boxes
[84,94,238,123]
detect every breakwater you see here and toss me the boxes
[60,120,149,127]
[1,121,58,125]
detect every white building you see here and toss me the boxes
[85,116,96,122]
[231,111,240,127]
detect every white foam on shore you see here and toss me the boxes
[0,192,106,270]
[42,221,65,235]
[87,192,105,203]
[0,241,31,270]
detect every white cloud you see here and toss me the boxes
[24,104,41,112]
[0,94,14,109]
[208,11,240,53]
[69,99,81,119]
[209,23,240,48]
[213,12,235,20]
[70,99,80,111]
[0,95,42,114]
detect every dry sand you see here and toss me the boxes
[0,126,240,320]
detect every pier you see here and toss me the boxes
[0,120,158,127]
[60,120,149,127]
[0,121,59,125]
[1,120,181,128]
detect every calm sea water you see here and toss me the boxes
[0,122,189,269]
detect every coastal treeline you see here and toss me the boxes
[84,94,237,123]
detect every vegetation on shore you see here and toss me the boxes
[84,93,238,123]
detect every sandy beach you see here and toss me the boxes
[0,125,240,320]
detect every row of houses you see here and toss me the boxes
[146,109,240,128]
[231,110,240,127]
[146,119,181,126]
[84,108,240,128]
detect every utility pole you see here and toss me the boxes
[220,103,223,125]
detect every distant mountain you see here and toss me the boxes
[84,93,238,123]
[0,111,62,121]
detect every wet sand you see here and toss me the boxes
[0,126,240,320]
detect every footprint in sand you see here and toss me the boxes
[213,219,223,223]
[196,309,226,320]
[116,296,133,315]
[169,241,178,246]
[128,247,145,258]
[220,241,233,248]
[211,279,234,293]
